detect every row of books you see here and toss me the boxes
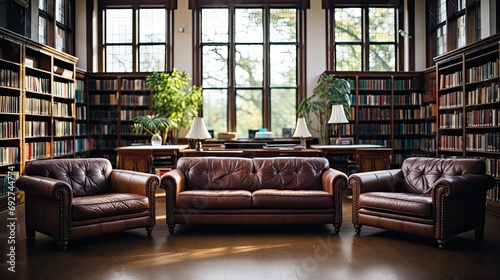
[120,109,150,121]
[393,108,424,120]
[89,124,117,135]
[0,147,19,165]
[420,138,436,152]
[121,79,147,90]
[120,94,151,106]
[0,172,19,196]
[466,109,499,127]
[87,138,117,150]
[438,91,463,108]
[26,97,50,115]
[358,95,391,105]
[0,69,19,88]
[75,79,86,103]
[75,138,89,153]
[467,83,500,105]
[357,108,391,120]
[466,58,499,83]
[438,112,463,129]
[76,106,86,120]
[25,75,50,94]
[88,79,118,90]
[392,139,420,150]
[25,121,49,137]
[54,140,74,156]
[54,120,73,136]
[25,142,50,160]
[53,102,73,117]
[393,92,422,105]
[465,132,500,152]
[487,183,500,202]
[53,81,75,99]
[89,94,118,105]
[0,95,19,113]
[76,123,87,135]
[393,78,423,90]
[439,71,463,89]
[439,135,463,151]
[0,120,19,139]
[89,109,117,120]
[358,79,392,90]
[356,124,391,135]
[358,139,391,146]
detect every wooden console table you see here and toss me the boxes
[115,145,188,173]
[181,148,322,158]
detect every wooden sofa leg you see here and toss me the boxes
[333,223,341,233]
[58,241,68,250]
[354,224,362,235]
[168,224,175,233]
[146,226,154,237]
[437,239,447,249]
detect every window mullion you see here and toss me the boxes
[228,6,236,132]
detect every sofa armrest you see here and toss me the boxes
[110,169,159,196]
[160,169,186,194]
[348,169,404,194]
[16,175,73,200]
[322,168,348,195]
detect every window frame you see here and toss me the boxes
[191,0,309,135]
[38,0,74,54]
[97,0,176,73]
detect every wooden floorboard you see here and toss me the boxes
[1,190,499,279]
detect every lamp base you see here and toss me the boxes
[195,140,203,151]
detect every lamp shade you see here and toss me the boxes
[185,117,212,139]
[327,104,349,124]
[292,117,312,138]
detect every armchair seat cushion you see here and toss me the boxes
[252,189,334,208]
[72,193,150,220]
[177,190,252,209]
[359,192,433,218]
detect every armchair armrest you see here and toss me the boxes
[110,169,159,196]
[16,175,73,200]
[349,169,404,194]
[160,169,186,195]
[431,174,496,199]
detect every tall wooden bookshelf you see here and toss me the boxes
[75,68,89,157]
[87,73,153,166]
[324,71,431,167]
[0,28,78,210]
[435,33,500,216]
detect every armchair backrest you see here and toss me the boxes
[24,158,113,197]
[401,157,485,195]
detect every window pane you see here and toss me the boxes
[335,45,362,71]
[438,0,447,23]
[235,9,263,43]
[139,45,165,72]
[457,0,466,11]
[106,46,132,72]
[139,9,166,43]
[203,89,228,136]
[437,25,447,55]
[106,9,133,44]
[270,9,297,43]
[369,8,395,42]
[235,45,263,87]
[38,17,47,45]
[55,0,64,23]
[56,26,65,52]
[39,0,46,11]
[202,46,228,88]
[270,45,296,87]
[236,89,262,138]
[369,44,396,71]
[271,88,296,137]
[202,9,229,43]
[335,8,362,42]
[456,15,466,49]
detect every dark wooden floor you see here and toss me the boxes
[1,190,500,280]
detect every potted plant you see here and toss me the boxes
[297,73,352,145]
[146,68,203,144]
[132,115,172,146]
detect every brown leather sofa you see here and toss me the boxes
[16,158,159,250]
[161,157,348,233]
[349,157,496,248]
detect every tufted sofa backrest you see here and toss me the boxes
[24,158,113,197]
[401,157,485,195]
[253,157,328,190]
[175,157,329,191]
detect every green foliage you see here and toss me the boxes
[146,69,203,140]
[297,73,351,144]
[132,115,172,136]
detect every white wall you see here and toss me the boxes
[75,0,87,70]
[173,0,193,75]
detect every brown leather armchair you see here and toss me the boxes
[349,157,496,248]
[16,158,159,250]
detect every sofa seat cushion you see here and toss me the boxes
[359,192,433,218]
[72,193,149,220]
[252,189,334,208]
[177,190,252,209]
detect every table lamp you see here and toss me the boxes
[185,117,212,151]
[292,117,312,149]
[327,104,349,145]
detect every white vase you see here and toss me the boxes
[151,133,162,146]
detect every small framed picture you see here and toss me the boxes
[282,128,292,138]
